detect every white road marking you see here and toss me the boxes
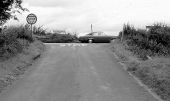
[59,43,88,47]
[67,44,72,46]
[81,44,87,46]
[73,44,77,47]
[60,44,66,47]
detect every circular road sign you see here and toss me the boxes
[26,13,37,24]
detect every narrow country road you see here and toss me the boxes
[0,43,158,101]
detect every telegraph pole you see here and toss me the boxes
[121,31,124,42]
[121,25,124,42]
[91,24,93,33]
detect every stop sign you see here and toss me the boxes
[26,13,37,24]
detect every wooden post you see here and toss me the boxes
[121,30,124,42]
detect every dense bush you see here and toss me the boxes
[119,23,170,59]
[33,26,46,36]
[39,33,79,43]
[0,33,22,58]
[6,25,34,42]
[0,25,34,59]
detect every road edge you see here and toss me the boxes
[113,52,164,101]
[0,41,46,94]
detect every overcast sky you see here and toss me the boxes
[10,0,170,35]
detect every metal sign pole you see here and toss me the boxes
[31,24,33,38]
[26,13,37,39]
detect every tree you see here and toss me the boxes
[0,0,28,26]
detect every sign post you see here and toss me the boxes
[26,13,37,38]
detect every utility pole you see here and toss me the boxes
[91,24,93,33]
[121,25,124,42]
[121,31,124,42]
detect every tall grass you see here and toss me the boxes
[33,26,46,36]
[0,25,34,60]
[119,23,170,59]
[116,24,170,100]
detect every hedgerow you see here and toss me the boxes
[0,25,34,60]
[119,23,170,59]
[38,33,79,43]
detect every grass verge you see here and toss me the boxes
[111,39,170,101]
[0,40,45,93]
[0,24,45,93]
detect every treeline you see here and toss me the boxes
[119,23,170,59]
[38,33,79,43]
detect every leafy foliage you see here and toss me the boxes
[0,0,28,26]
[0,25,34,60]
[119,23,170,59]
[33,26,47,36]
[38,33,79,43]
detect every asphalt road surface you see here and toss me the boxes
[0,43,158,101]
